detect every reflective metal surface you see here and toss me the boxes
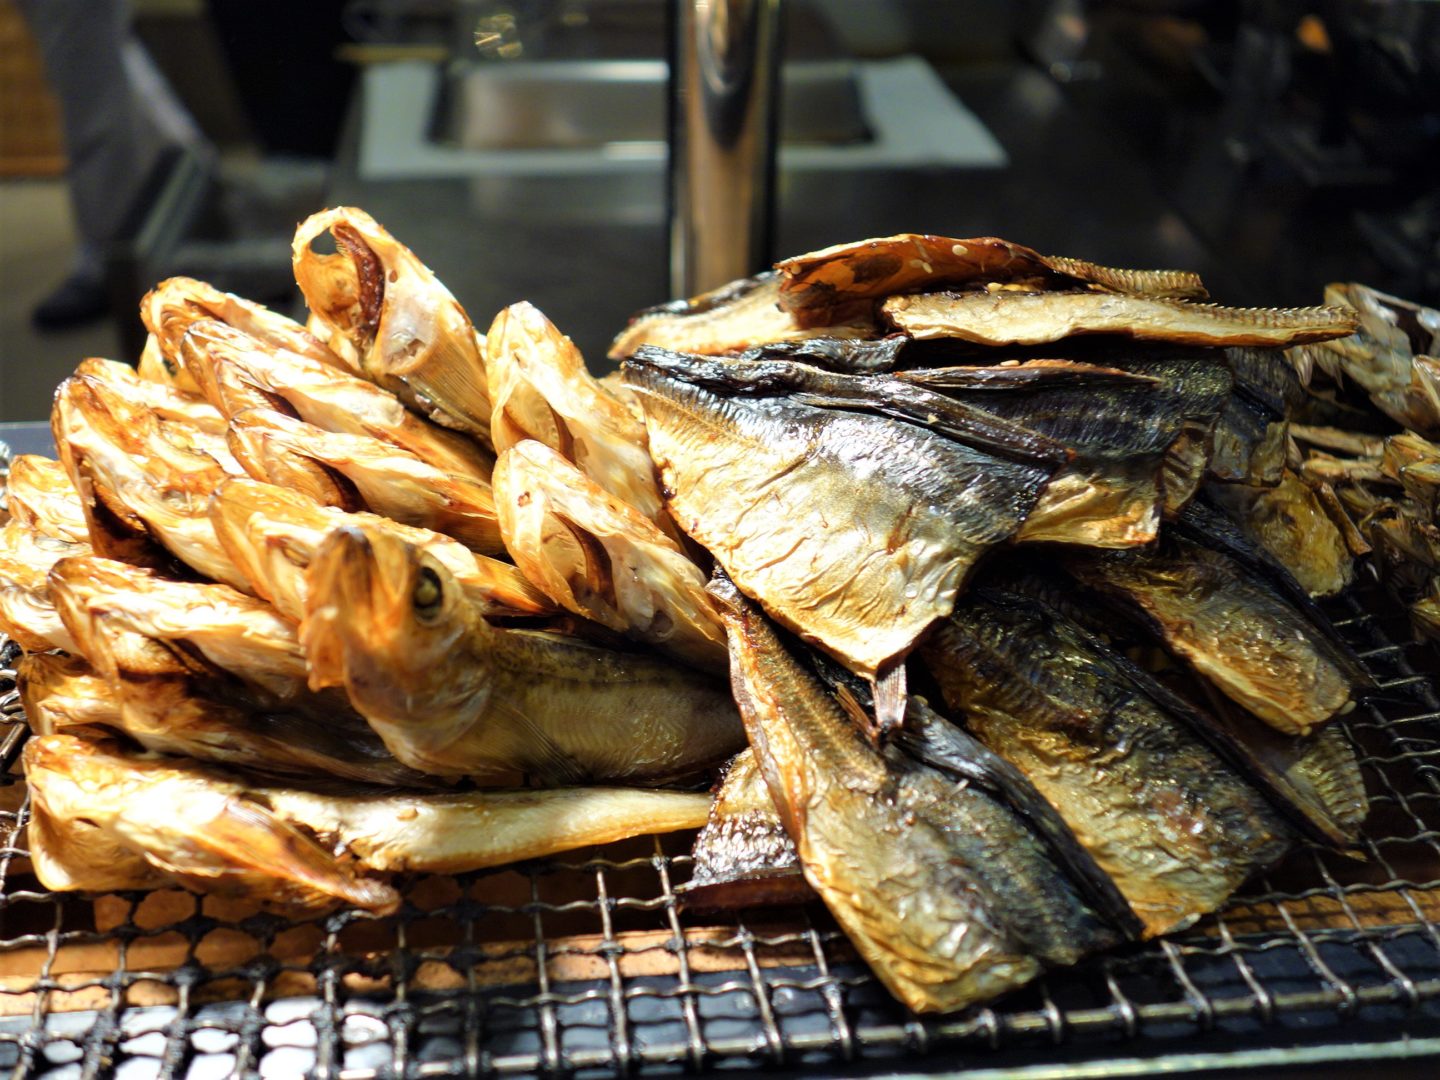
[669,0,784,296]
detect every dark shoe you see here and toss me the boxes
[31,274,109,332]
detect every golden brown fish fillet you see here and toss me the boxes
[4,455,88,542]
[0,517,89,652]
[884,290,1359,348]
[1206,474,1356,597]
[712,575,1127,1013]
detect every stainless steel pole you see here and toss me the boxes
[668,0,783,298]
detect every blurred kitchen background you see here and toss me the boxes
[1,0,1438,423]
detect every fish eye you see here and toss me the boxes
[413,567,443,618]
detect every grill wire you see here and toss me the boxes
[0,584,1437,1078]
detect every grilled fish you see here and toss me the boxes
[1066,537,1359,735]
[487,302,683,543]
[141,275,347,383]
[4,455,88,542]
[293,207,493,441]
[681,748,808,910]
[609,272,877,361]
[493,440,725,670]
[208,477,548,622]
[227,408,504,555]
[1205,473,1356,597]
[623,347,1055,681]
[300,523,745,783]
[18,637,432,787]
[922,587,1296,935]
[51,370,249,587]
[884,290,1359,348]
[27,734,711,909]
[24,734,402,913]
[776,234,1207,328]
[0,517,88,651]
[179,319,494,484]
[908,349,1231,545]
[1287,283,1440,438]
[712,574,1127,1013]
[47,554,308,699]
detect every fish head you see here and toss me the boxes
[302,523,492,747]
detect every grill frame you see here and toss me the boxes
[1,588,1438,1078]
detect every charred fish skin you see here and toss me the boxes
[711,574,1123,1014]
[921,589,1295,936]
[623,351,1054,680]
[1065,537,1359,737]
[681,748,810,911]
[300,524,745,785]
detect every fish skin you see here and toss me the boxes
[24,734,401,914]
[1065,537,1358,736]
[623,353,1054,680]
[712,575,1122,1014]
[293,207,493,442]
[921,589,1296,936]
[922,348,1231,545]
[1208,393,1287,486]
[300,524,744,784]
[884,291,1359,348]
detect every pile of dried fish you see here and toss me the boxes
[0,217,1420,1017]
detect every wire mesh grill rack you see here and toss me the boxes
[1,588,1438,1079]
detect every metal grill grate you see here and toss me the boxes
[1,586,1438,1079]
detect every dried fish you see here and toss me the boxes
[208,477,548,623]
[300,523,744,783]
[4,455,88,542]
[1066,537,1359,736]
[227,408,504,555]
[492,440,725,670]
[51,371,250,589]
[15,652,122,737]
[0,518,86,651]
[922,588,1296,935]
[884,290,1359,349]
[609,272,877,361]
[141,276,347,381]
[776,233,1207,327]
[180,319,494,484]
[24,734,402,913]
[487,302,682,542]
[293,207,493,441]
[623,347,1055,682]
[712,574,1127,1014]
[1205,474,1356,596]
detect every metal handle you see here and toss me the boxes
[668,0,784,298]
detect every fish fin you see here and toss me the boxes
[870,661,908,744]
